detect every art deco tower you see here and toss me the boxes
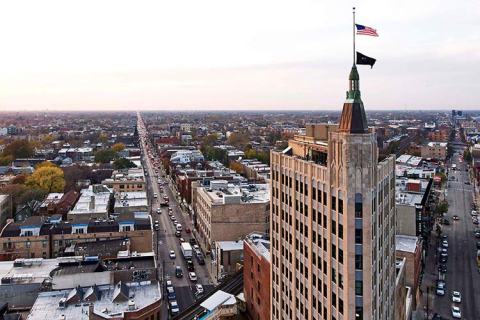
[270,66,396,320]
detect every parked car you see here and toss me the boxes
[175,230,181,237]
[156,208,161,214]
[153,193,158,198]
[441,240,448,248]
[453,215,459,221]
[186,227,191,233]
[167,287,176,301]
[187,259,195,271]
[189,238,197,245]
[169,301,179,316]
[436,282,446,296]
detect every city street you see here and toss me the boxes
[428,145,480,319]
[137,114,214,318]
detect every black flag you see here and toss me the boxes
[356,51,376,68]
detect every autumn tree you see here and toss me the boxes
[111,143,126,153]
[228,132,250,149]
[35,161,56,169]
[2,140,34,158]
[26,166,66,193]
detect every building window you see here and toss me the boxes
[331,196,336,211]
[355,193,363,218]
[339,224,343,239]
[355,281,363,296]
[355,229,363,244]
[338,198,343,214]
[26,241,31,248]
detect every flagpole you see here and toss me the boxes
[353,7,356,65]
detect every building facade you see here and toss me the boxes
[244,233,271,320]
[270,66,396,319]
[193,180,270,251]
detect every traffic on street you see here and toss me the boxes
[137,113,214,318]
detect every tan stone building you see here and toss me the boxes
[270,66,396,319]
[192,180,269,251]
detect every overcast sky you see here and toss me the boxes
[0,0,479,111]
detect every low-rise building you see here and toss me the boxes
[396,235,423,310]
[243,233,270,320]
[113,191,148,215]
[421,142,447,160]
[214,241,243,280]
[0,213,152,260]
[68,185,112,219]
[102,168,146,193]
[193,180,270,251]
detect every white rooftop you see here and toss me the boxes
[396,235,419,253]
[216,241,244,252]
[200,290,236,311]
[27,282,161,320]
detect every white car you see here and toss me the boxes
[188,272,197,281]
[153,193,158,198]
[169,250,176,259]
[441,240,448,248]
[452,291,461,303]
[451,306,461,319]
[166,280,173,288]
[156,208,161,214]
[195,284,204,294]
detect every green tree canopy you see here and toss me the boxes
[113,157,136,170]
[94,149,118,164]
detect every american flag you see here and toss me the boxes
[355,24,379,37]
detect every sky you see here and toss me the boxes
[0,0,479,111]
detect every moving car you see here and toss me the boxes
[452,291,461,303]
[436,281,445,296]
[188,272,197,281]
[186,259,195,271]
[156,208,161,214]
[169,250,176,259]
[175,266,183,278]
[153,193,158,198]
[195,284,204,295]
[451,306,461,319]
[453,215,459,221]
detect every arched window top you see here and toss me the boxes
[355,193,363,203]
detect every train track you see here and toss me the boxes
[173,269,244,320]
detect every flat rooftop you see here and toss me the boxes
[395,235,419,253]
[27,281,160,320]
[200,181,270,205]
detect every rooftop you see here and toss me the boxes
[395,235,419,253]
[27,281,160,320]
[216,241,244,252]
[199,181,270,205]
[245,233,270,261]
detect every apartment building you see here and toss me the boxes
[420,142,447,160]
[0,213,151,260]
[270,66,396,319]
[193,180,269,251]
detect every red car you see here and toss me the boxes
[185,228,191,234]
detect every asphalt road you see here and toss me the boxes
[430,147,480,319]
[137,113,214,318]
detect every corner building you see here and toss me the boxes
[270,66,396,320]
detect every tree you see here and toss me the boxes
[98,133,109,143]
[2,140,34,158]
[113,158,136,170]
[435,200,449,216]
[35,161,56,169]
[228,132,250,148]
[111,143,126,153]
[94,149,117,163]
[26,166,66,193]
[0,155,13,166]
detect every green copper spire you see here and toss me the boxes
[347,65,361,101]
[338,65,368,134]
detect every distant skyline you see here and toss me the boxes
[1,0,479,111]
